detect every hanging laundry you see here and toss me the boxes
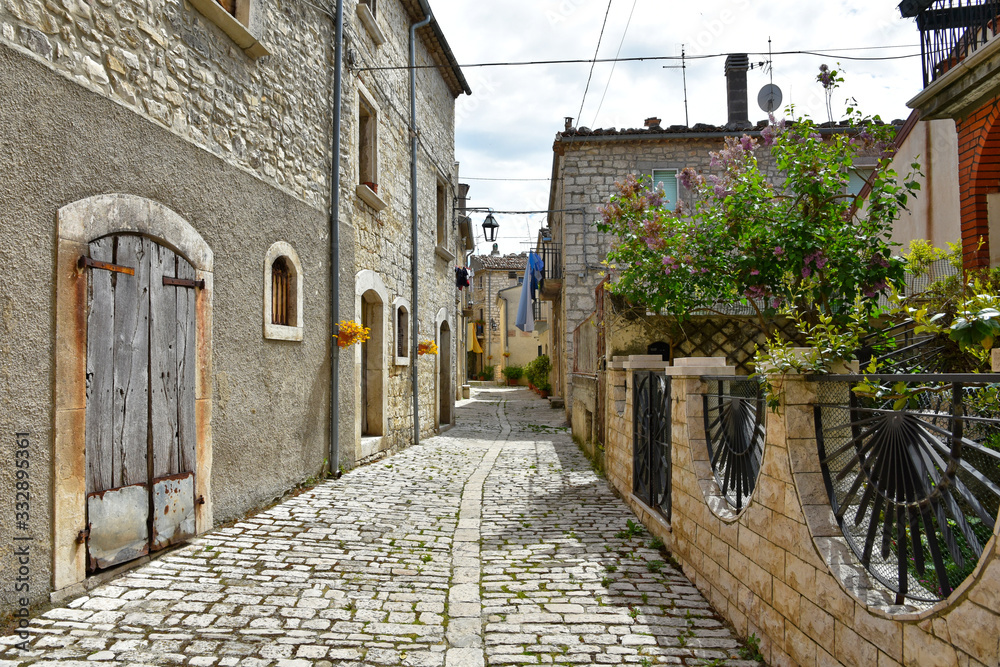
[455,266,470,289]
[515,258,535,333]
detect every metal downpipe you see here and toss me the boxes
[329,0,344,478]
[409,11,432,447]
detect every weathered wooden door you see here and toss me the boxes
[85,234,198,572]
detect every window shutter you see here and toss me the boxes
[651,170,679,212]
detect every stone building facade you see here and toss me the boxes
[467,252,527,379]
[544,55,906,421]
[0,0,468,616]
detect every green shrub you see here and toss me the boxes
[501,365,524,381]
[525,355,551,388]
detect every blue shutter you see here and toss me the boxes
[651,170,678,211]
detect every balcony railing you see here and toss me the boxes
[537,243,562,280]
[902,0,1000,86]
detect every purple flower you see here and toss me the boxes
[802,266,812,278]
[679,167,701,190]
[772,298,782,309]
[750,268,760,276]
[646,190,665,207]
[740,135,754,152]
[773,246,785,256]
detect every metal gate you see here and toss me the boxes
[84,234,199,572]
[632,371,671,521]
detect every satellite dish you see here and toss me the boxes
[758,84,783,113]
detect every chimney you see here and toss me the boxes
[725,54,750,127]
[644,117,661,128]
[490,243,500,256]
[564,117,574,130]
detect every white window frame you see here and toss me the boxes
[651,169,679,212]
[263,241,304,341]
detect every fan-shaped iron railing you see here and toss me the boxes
[703,377,766,512]
[814,374,1000,605]
[633,372,672,521]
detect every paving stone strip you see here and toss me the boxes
[1,388,756,666]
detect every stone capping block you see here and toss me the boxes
[356,183,388,211]
[992,348,999,372]
[673,356,728,367]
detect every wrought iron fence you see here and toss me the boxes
[814,374,1000,605]
[703,377,767,512]
[902,0,1000,86]
[856,320,951,374]
[633,372,671,521]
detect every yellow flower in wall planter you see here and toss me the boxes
[418,340,438,356]
[335,320,371,348]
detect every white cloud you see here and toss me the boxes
[430,0,924,255]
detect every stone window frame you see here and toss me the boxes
[355,84,388,212]
[187,0,269,59]
[53,194,214,594]
[393,296,411,366]
[434,176,456,262]
[357,0,385,45]
[263,241,304,342]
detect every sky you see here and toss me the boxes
[429,0,925,256]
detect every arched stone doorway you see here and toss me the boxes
[439,320,452,427]
[53,194,213,591]
[354,271,388,452]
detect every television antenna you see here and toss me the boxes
[662,44,689,127]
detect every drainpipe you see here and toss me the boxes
[329,0,344,478]
[410,11,433,446]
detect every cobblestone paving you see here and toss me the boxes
[1,387,756,666]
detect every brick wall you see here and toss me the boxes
[603,369,1000,667]
[956,98,1000,268]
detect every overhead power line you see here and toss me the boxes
[462,177,551,182]
[355,46,921,72]
[577,0,615,124]
[592,0,639,126]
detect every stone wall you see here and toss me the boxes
[602,367,1000,667]
[0,0,334,209]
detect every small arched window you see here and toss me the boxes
[393,297,411,365]
[271,257,291,326]
[263,242,303,341]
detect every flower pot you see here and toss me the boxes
[363,181,378,194]
[538,390,550,399]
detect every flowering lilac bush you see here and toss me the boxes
[596,107,918,338]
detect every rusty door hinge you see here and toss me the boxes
[76,526,90,544]
[163,276,205,290]
[78,256,135,276]
[197,495,206,505]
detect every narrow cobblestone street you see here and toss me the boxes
[2,388,755,667]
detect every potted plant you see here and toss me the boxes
[335,320,371,348]
[501,364,524,386]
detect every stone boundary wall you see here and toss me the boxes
[602,369,1000,667]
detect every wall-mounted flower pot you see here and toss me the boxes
[363,181,378,194]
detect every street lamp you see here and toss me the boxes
[482,213,499,242]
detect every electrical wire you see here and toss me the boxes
[356,46,921,72]
[576,0,615,123]
[591,0,639,127]
[461,177,551,182]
